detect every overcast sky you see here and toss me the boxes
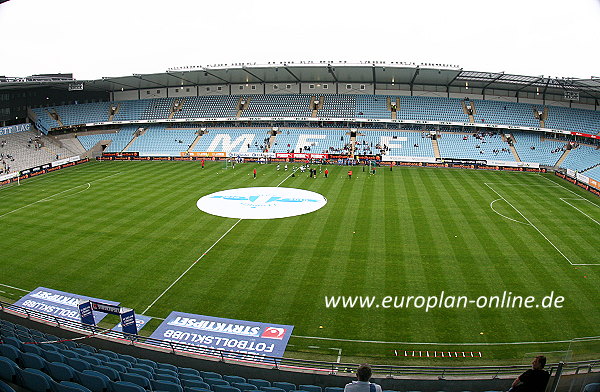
[1,0,599,81]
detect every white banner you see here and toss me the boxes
[0,172,18,181]
[0,123,30,136]
[576,173,590,185]
[51,158,71,167]
[381,156,437,163]
[486,160,540,168]
[566,168,577,177]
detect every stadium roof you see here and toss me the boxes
[1,62,599,102]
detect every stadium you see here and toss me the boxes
[0,59,599,392]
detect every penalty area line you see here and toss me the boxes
[0,172,122,219]
[0,283,30,293]
[141,218,243,315]
[484,182,575,266]
[560,198,600,226]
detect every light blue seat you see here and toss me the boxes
[120,372,151,390]
[65,357,91,372]
[57,381,92,392]
[20,352,47,370]
[136,359,156,369]
[105,362,128,373]
[127,367,153,380]
[199,371,222,380]
[0,345,20,362]
[155,373,179,384]
[116,354,137,364]
[98,350,118,359]
[179,374,203,383]
[261,387,284,392]
[112,381,146,392]
[152,379,184,392]
[157,363,178,372]
[90,365,120,382]
[299,385,322,392]
[214,386,242,392]
[75,370,110,392]
[46,361,76,382]
[0,380,15,392]
[21,344,44,356]
[19,368,54,392]
[110,359,132,369]
[248,379,271,389]
[0,357,19,383]
[273,382,296,392]
[41,349,66,363]
[155,368,178,378]
[232,382,257,391]
[178,368,200,377]
[205,378,229,388]
[224,376,246,384]
[80,356,102,366]
[182,380,210,390]
[0,339,20,352]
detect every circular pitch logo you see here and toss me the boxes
[197,187,327,219]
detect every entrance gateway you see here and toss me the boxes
[197,187,327,219]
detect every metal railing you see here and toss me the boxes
[1,300,599,380]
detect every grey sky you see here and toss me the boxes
[1,0,599,81]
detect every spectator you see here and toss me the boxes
[344,364,382,392]
[508,355,550,392]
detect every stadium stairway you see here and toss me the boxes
[431,137,441,159]
[121,128,147,153]
[186,130,204,154]
[108,104,120,122]
[461,100,475,123]
[555,149,571,168]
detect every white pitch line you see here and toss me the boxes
[0,161,105,194]
[560,198,600,226]
[0,172,121,219]
[484,182,576,266]
[489,199,529,225]
[142,167,297,314]
[141,218,243,314]
[538,174,600,209]
[276,168,298,187]
[0,283,30,292]
[330,347,342,363]
[291,334,600,346]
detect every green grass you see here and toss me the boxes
[1,160,599,365]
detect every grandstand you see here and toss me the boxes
[1,62,600,391]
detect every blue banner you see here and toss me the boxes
[112,313,151,334]
[149,311,294,359]
[78,301,95,325]
[13,287,120,324]
[0,123,30,136]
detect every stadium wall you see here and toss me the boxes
[2,309,599,392]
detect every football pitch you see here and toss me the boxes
[0,160,599,365]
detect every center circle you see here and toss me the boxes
[197,187,328,219]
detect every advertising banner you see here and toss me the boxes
[119,309,138,335]
[381,156,437,163]
[78,301,95,325]
[576,173,590,185]
[149,311,294,359]
[112,313,151,334]
[485,160,540,169]
[185,152,227,157]
[13,287,120,324]
[0,123,30,136]
[275,153,328,159]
